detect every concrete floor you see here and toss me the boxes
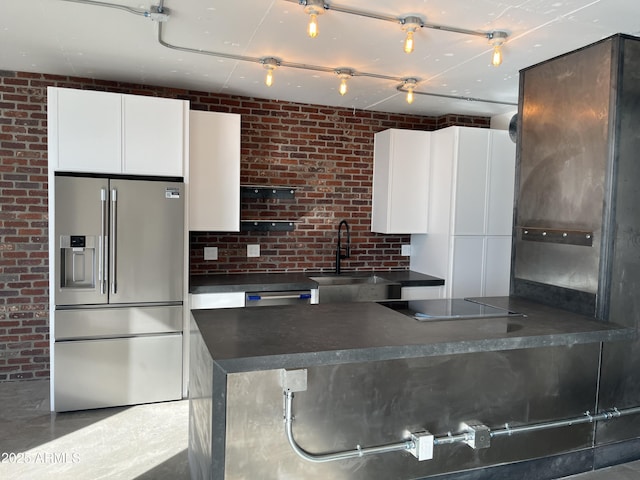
[1,379,639,480]
[0,380,189,479]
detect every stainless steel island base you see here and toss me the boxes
[188,299,633,480]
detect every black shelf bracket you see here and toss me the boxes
[241,185,296,200]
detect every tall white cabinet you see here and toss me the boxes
[410,126,516,298]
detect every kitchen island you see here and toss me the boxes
[189,298,634,480]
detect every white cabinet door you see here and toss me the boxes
[486,132,516,235]
[188,110,240,232]
[48,87,187,176]
[452,128,490,235]
[49,87,122,173]
[484,236,512,296]
[449,235,512,299]
[450,236,485,298]
[401,286,443,300]
[122,94,186,176]
[372,129,430,234]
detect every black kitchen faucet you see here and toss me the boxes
[335,219,350,274]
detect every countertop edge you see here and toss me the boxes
[210,325,635,374]
[189,271,444,294]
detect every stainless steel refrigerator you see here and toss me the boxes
[51,174,184,412]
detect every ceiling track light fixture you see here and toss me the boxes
[302,0,325,38]
[488,31,508,66]
[61,0,518,108]
[335,69,353,96]
[261,57,280,87]
[290,1,510,65]
[403,78,418,104]
[401,16,423,54]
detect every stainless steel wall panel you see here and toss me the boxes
[513,38,613,298]
[188,315,215,480]
[513,33,640,450]
[221,345,599,480]
[596,35,640,446]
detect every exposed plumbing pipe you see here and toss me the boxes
[284,389,640,463]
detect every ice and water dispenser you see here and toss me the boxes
[59,235,97,290]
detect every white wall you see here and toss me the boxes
[490,111,517,130]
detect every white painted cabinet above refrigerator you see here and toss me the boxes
[47,86,188,177]
[371,128,430,234]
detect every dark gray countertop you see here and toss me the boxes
[189,270,444,294]
[190,272,318,294]
[191,296,635,374]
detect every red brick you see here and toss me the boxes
[0,69,489,381]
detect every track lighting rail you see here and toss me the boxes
[59,0,518,108]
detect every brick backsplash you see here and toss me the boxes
[0,70,489,381]
[189,100,489,274]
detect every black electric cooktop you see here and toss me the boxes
[381,298,524,321]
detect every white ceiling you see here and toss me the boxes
[1,0,639,117]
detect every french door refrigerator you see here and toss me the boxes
[52,174,184,412]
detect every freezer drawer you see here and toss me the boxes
[53,334,182,412]
[54,305,182,340]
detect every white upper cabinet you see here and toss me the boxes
[50,87,122,174]
[122,94,186,177]
[188,110,241,232]
[434,126,516,236]
[371,129,430,234]
[48,87,187,176]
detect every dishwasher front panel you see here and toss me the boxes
[245,290,312,307]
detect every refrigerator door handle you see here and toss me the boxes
[110,188,118,295]
[100,188,107,295]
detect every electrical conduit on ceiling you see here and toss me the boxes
[57,0,517,107]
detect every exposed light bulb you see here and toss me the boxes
[406,87,414,104]
[339,77,348,96]
[308,13,319,38]
[262,57,279,88]
[401,17,422,54]
[492,45,503,66]
[404,30,415,54]
[403,78,418,104]
[265,68,274,87]
[488,31,507,67]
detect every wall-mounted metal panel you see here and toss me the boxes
[513,38,613,298]
[222,346,599,480]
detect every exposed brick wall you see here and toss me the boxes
[188,102,489,274]
[0,70,489,381]
[0,71,49,381]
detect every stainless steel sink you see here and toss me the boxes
[309,275,401,303]
[310,275,390,286]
